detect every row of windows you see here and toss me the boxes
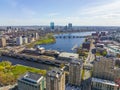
[18,80,39,88]
[92,82,114,90]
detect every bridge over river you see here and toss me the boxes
[54,35,90,39]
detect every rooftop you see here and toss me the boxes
[71,59,83,65]
[19,72,43,84]
[59,52,79,59]
[47,68,63,78]
[96,56,114,62]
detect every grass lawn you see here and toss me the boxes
[0,61,47,85]
[35,38,55,45]
[12,65,46,78]
[27,34,56,48]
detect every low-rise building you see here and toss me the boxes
[91,77,119,90]
[58,52,79,61]
[18,72,45,90]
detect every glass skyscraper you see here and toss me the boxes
[50,22,54,29]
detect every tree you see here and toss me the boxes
[101,50,107,56]
[0,66,4,71]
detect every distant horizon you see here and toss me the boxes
[0,25,120,27]
[0,0,120,26]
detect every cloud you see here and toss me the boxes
[1,0,120,26]
[78,0,120,19]
[67,0,120,26]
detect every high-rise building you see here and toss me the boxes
[93,57,115,80]
[0,37,6,47]
[35,32,39,40]
[18,72,45,90]
[50,22,54,29]
[16,36,23,45]
[68,23,72,29]
[23,37,28,44]
[92,57,120,90]
[46,68,65,90]
[69,59,83,86]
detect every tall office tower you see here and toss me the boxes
[50,22,54,30]
[16,36,23,45]
[0,37,6,47]
[18,72,45,90]
[93,57,115,80]
[46,68,65,90]
[69,59,83,86]
[68,23,72,29]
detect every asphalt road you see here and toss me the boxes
[83,39,95,80]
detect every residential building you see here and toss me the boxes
[92,32,99,37]
[91,77,119,90]
[23,37,28,44]
[0,37,6,47]
[93,57,115,81]
[82,41,91,50]
[46,68,65,90]
[114,68,120,80]
[35,32,39,40]
[18,72,45,90]
[28,37,32,43]
[69,59,83,86]
[28,37,35,43]
[16,36,23,45]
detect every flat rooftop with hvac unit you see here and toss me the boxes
[18,72,45,90]
[58,52,79,61]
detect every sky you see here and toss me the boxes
[0,0,120,26]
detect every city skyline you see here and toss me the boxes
[0,0,120,26]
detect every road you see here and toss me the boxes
[82,39,95,90]
[83,39,95,80]
[86,39,95,63]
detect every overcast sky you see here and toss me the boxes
[0,0,120,26]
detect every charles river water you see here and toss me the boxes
[40,32,94,52]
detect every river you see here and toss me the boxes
[40,32,94,52]
[0,32,94,70]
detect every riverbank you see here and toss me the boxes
[27,33,56,48]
